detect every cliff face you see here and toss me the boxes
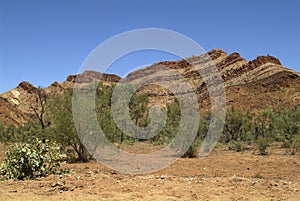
[0,49,299,126]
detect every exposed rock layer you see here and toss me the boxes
[0,49,299,126]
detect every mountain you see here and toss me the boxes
[127,49,300,113]
[0,49,299,127]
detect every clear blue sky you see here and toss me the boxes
[1,0,300,93]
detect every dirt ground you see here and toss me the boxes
[0,143,300,201]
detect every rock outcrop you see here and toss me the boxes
[122,49,300,114]
[0,72,121,126]
[0,49,299,126]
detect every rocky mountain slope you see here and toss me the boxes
[0,49,299,126]
[125,49,299,113]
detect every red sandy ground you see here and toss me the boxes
[0,143,300,201]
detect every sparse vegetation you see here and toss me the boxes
[0,82,299,170]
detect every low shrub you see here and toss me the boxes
[257,136,268,155]
[1,138,65,180]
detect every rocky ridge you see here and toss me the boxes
[0,72,121,126]
[126,49,299,112]
[0,49,299,126]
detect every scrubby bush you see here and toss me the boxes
[257,136,268,155]
[48,89,91,162]
[1,138,65,180]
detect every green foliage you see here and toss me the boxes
[0,121,48,145]
[48,89,90,162]
[223,108,244,143]
[257,135,268,155]
[221,108,254,144]
[95,83,136,144]
[129,92,149,128]
[15,121,44,142]
[218,107,300,155]
[48,90,300,158]
[95,83,154,144]
[0,124,16,144]
[276,107,300,148]
[1,138,65,180]
[2,81,299,160]
[149,102,181,145]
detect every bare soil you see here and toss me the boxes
[1,143,300,201]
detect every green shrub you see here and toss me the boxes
[257,136,268,155]
[1,138,65,180]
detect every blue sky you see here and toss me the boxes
[0,0,299,93]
